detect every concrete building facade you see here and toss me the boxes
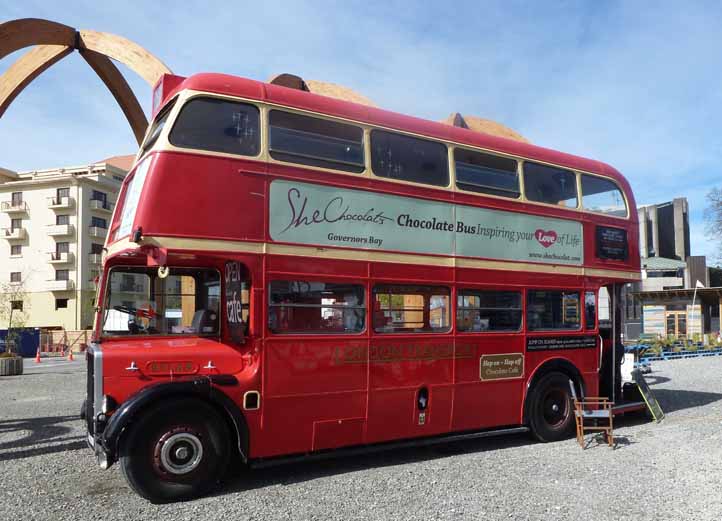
[638,198,690,261]
[0,156,133,331]
[622,197,722,341]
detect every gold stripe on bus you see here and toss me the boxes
[105,236,639,281]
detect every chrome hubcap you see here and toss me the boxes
[159,432,203,475]
[175,446,190,460]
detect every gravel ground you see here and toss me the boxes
[1,356,721,521]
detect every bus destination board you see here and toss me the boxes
[596,226,628,261]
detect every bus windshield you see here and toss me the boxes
[102,266,220,337]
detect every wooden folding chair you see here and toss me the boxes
[569,380,614,448]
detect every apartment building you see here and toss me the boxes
[0,155,134,331]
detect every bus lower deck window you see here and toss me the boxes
[585,291,597,330]
[527,290,581,331]
[373,285,450,333]
[268,281,365,334]
[457,290,522,332]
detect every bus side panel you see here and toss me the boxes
[256,336,368,457]
[525,349,598,394]
[365,334,454,444]
[136,153,267,242]
[451,334,526,430]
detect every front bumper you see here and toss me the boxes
[84,343,113,469]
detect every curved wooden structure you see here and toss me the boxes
[78,30,171,87]
[0,18,75,60]
[0,18,172,144]
[442,112,529,143]
[0,44,73,118]
[79,49,148,144]
[269,73,377,107]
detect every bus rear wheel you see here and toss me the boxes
[119,398,230,503]
[528,372,575,442]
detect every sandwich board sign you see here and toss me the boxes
[633,370,665,422]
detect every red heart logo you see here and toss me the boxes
[535,229,557,248]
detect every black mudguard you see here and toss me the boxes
[101,375,249,465]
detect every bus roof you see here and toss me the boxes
[158,72,633,206]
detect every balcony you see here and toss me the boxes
[88,226,108,239]
[48,251,74,264]
[2,227,26,240]
[47,196,74,209]
[90,199,114,213]
[1,201,28,214]
[89,253,103,265]
[45,279,74,291]
[111,282,146,293]
[46,224,75,237]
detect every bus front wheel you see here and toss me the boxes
[119,398,230,503]
[527,372,575,442]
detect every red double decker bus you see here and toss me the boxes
[84,72,640,502]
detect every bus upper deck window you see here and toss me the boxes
[455,148,520,198]
[269,111,364,173]
[581,174,627,217]
[140,98,177,156]
[523,162,578,208]
[169,97,260,156]
[371,130,449,187]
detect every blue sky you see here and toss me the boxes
[1,1,720,261]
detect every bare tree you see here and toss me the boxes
[0,277,30,356]
[704,187,722,264]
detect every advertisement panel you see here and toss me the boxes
[270,180,584,265]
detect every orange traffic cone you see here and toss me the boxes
[67,350,74,362]
[35,348,41,363]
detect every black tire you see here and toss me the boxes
[119,398,231,503]
[527,372,575,442]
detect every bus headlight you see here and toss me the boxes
[101,395,117,415]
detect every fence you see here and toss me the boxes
[40,330,91,355]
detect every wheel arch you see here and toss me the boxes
[522,357,586,425]
[102,377,249,466]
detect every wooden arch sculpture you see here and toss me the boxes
[0,18,172,145]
